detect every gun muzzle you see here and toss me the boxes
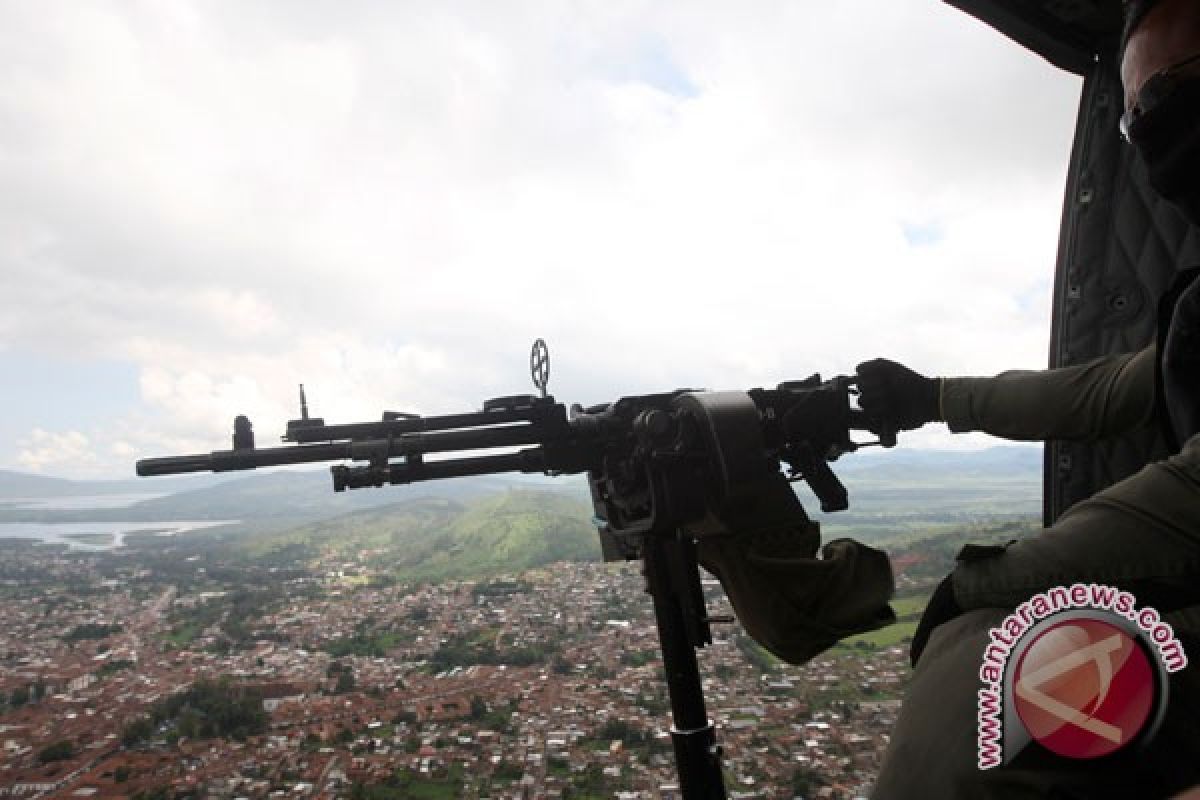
[136,454,216,476]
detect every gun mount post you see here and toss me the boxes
[644,528,727,800]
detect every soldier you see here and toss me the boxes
[862,0,1200,796]
[695,1,1200,794]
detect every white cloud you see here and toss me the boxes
[17,429,100,474]
[0,1,1081,478]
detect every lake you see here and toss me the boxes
[0,492,240,550]
[0,520,239,550]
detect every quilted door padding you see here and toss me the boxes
[1046,61,1200,523]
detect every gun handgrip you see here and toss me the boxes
[878,425,897,448]
[806,457,849,513]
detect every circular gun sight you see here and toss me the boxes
[531,338,549,398]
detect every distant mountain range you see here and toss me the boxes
[2,446,1040,496]
[0,467,571,524]
[0,449,1044,580]
[0,468,227,497]
[0,446,1042,529]
[831,445,1042,481]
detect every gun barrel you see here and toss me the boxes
[136,419,577,478]
[136,441,361,476]
[136,453,221,476]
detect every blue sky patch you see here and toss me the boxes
[902,220,945,247]
[0,351,142,463]
[603,34,699,99]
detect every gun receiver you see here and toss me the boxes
[135,341,893,800]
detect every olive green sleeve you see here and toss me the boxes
[939,345,1156,441]
[950,430,1200,610]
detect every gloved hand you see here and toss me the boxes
[855,358,941,431]
[1163,276,1200,444]
[694,473,895,665]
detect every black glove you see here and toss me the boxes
[855,358,941,432]
[1163,277,1200,444]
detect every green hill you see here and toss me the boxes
[242,489,600,582]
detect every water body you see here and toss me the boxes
[0,520,238,551]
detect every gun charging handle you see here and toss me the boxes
[843,377,897,449]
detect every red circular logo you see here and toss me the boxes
[1012,618,1155,759]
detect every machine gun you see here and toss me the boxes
[136,340,894,800]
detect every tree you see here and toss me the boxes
[598,718,646,745]
[122,678,267,745]
[10,686,28,707]
[493,761,523,782]
[122,717,154,747]
[791,765,825,796]
[64,623,122,643]
[470,695,488,720]
[132,788,169,800]
[38,740,74,763]
[114,765,132,783]
[335,670,356,694]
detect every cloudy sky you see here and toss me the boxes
[0,1,1083,479]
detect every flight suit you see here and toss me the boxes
[872,347,1200,799]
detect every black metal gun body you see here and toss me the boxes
[137,377,877,513]
[136,364,888,800]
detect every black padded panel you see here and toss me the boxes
[1045,59,1200,523]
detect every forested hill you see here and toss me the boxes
[240,489,600,583]
[127,469,525,519]
[233,447,1042,582]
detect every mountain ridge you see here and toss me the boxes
[0,468,229,497]
[240,488,600,583]
[1,446,1041,496]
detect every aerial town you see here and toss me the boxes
[0,540,914,800]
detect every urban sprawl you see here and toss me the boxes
[0,542,914,799]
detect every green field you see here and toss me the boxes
[839,619,919,648]
[891,594,930,617]
[836,592,929,649]
[166,623,201,647]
